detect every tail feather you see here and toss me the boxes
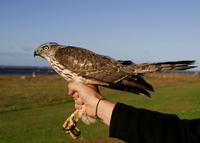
[128,60,196,73]
[105,60,195,97]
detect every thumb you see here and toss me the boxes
[68,82,78,96]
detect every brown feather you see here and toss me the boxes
[126,60,195,73]
[35,42,196,97]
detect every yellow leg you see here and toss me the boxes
[62,110,81,139]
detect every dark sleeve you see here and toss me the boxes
[109,103,200,143]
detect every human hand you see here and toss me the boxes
[68,81,103,117]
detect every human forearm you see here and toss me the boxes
[96,99,116,126]
[109,103,200,143]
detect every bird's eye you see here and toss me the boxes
[43,46,49,50]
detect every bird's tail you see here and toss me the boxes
[127,60,196,74]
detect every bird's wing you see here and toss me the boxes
[54,46,154,96]
[54,46,128,84]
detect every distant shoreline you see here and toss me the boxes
[0,65,56,74]
[0,65,199,75]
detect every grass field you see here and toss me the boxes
[0,73,200,143]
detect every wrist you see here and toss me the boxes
[96,100,116,126]
[95,98,105,118]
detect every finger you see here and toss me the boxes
[68,82,78,96]
[87,84,97,90]
[87,84,101,93]
[72,92,79,99]
[68,88,76,97]
[75,97,84,105]
[75,104,82,110]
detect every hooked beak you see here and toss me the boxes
[34,50,39,57]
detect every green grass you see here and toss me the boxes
[0,74,200,143]
[0,75,68,112]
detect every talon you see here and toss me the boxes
[62,110,80,139]
[64,127,80,139]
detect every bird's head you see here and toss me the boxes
[34,42,59,59]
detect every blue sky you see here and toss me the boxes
[0,0,199,70]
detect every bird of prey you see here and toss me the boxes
[34,42,195,138]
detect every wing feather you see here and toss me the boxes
[54,46,128,83]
